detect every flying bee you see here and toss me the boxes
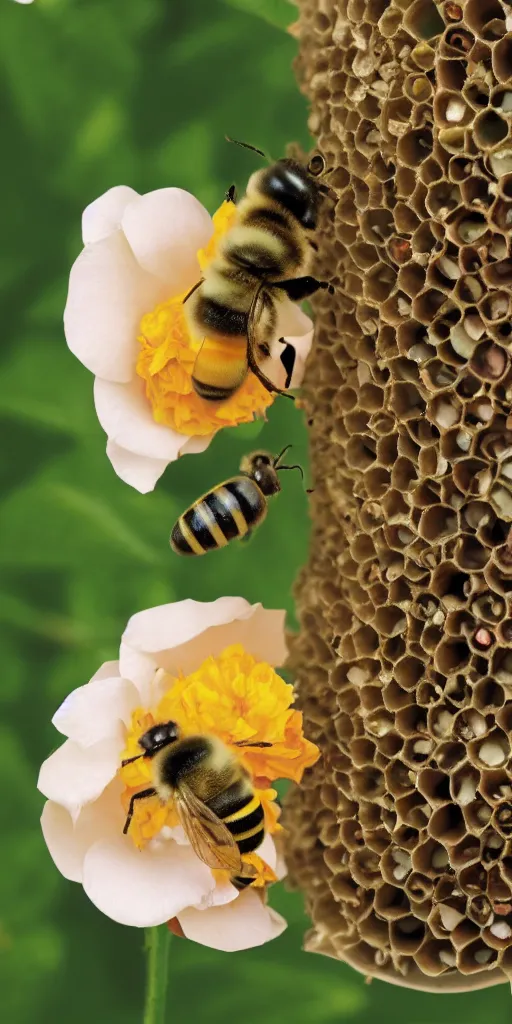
[121,721,273,889]
[184,141,335,403]
[170,446,308,556]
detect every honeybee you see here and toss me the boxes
[121,721,272,888]
[170,446,308,556]
[184,141,334,403]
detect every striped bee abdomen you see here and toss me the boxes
[208,785,265,856]
[222,793,265,854]
[170,476,267,556]
[231,875,254,889]
[207,780,265,888]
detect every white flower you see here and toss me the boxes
[39,597,288,949]
[64,185,313,493]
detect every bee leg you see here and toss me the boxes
[279,341,296,389]
[246,341,295,401]
[122,787,156,835]
[273,276,335,301]
[234,740,273,747]
[121,753,145,767]
[247,283,295,400]
[225,184,237,203]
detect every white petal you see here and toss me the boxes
[37,737,122,816]
[275,298,312,338]
[106,432,214,494]
[40,780,124,883]
[64,231,164,383]
[106,440,171,494]
[82,186,139,245]
[193,878,239,910]
[41,801,84,882]
[179,433,214,456]
[119,598,287,703]
[122,596,252,656]
[52,676,138,746]
[121,189,213,293]
[90,660,120,682]
[94,376,190,459]
[255,833,278,873]
[178,888,287,950]
[82,836,216,927]
[155,832,244,908]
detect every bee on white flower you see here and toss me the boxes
[64,186,313,493]
[38,597,318,948]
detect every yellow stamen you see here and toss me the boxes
[241,852,278,888]
[136,200,274,437]
[212,853,278,890]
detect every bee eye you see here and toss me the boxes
[140,721,179,751]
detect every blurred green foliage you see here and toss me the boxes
[1,0,511,1020]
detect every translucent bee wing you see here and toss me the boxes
[248,284,272,359]
[247,285,294,400]
[174,782,242,873]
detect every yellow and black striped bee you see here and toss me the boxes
[184,141,334,403]
[170,446,307,556]
[121,721,272,889]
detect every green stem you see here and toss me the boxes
[143,926,171,1024]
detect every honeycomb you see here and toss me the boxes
[285,0,512,993]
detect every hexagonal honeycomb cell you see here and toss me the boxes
[286,0,512,993]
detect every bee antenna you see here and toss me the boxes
[225,135,266,160]
[278,463,304,480]
[276,462,312,493]
[273,444,293,468]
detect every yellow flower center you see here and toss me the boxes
[136,202,274,437]
[119,644,319,885]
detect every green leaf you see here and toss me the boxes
[219,0,294,30]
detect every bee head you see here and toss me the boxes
[241,450,281,496]
[248,159,321,230]
[138,721,180,757]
